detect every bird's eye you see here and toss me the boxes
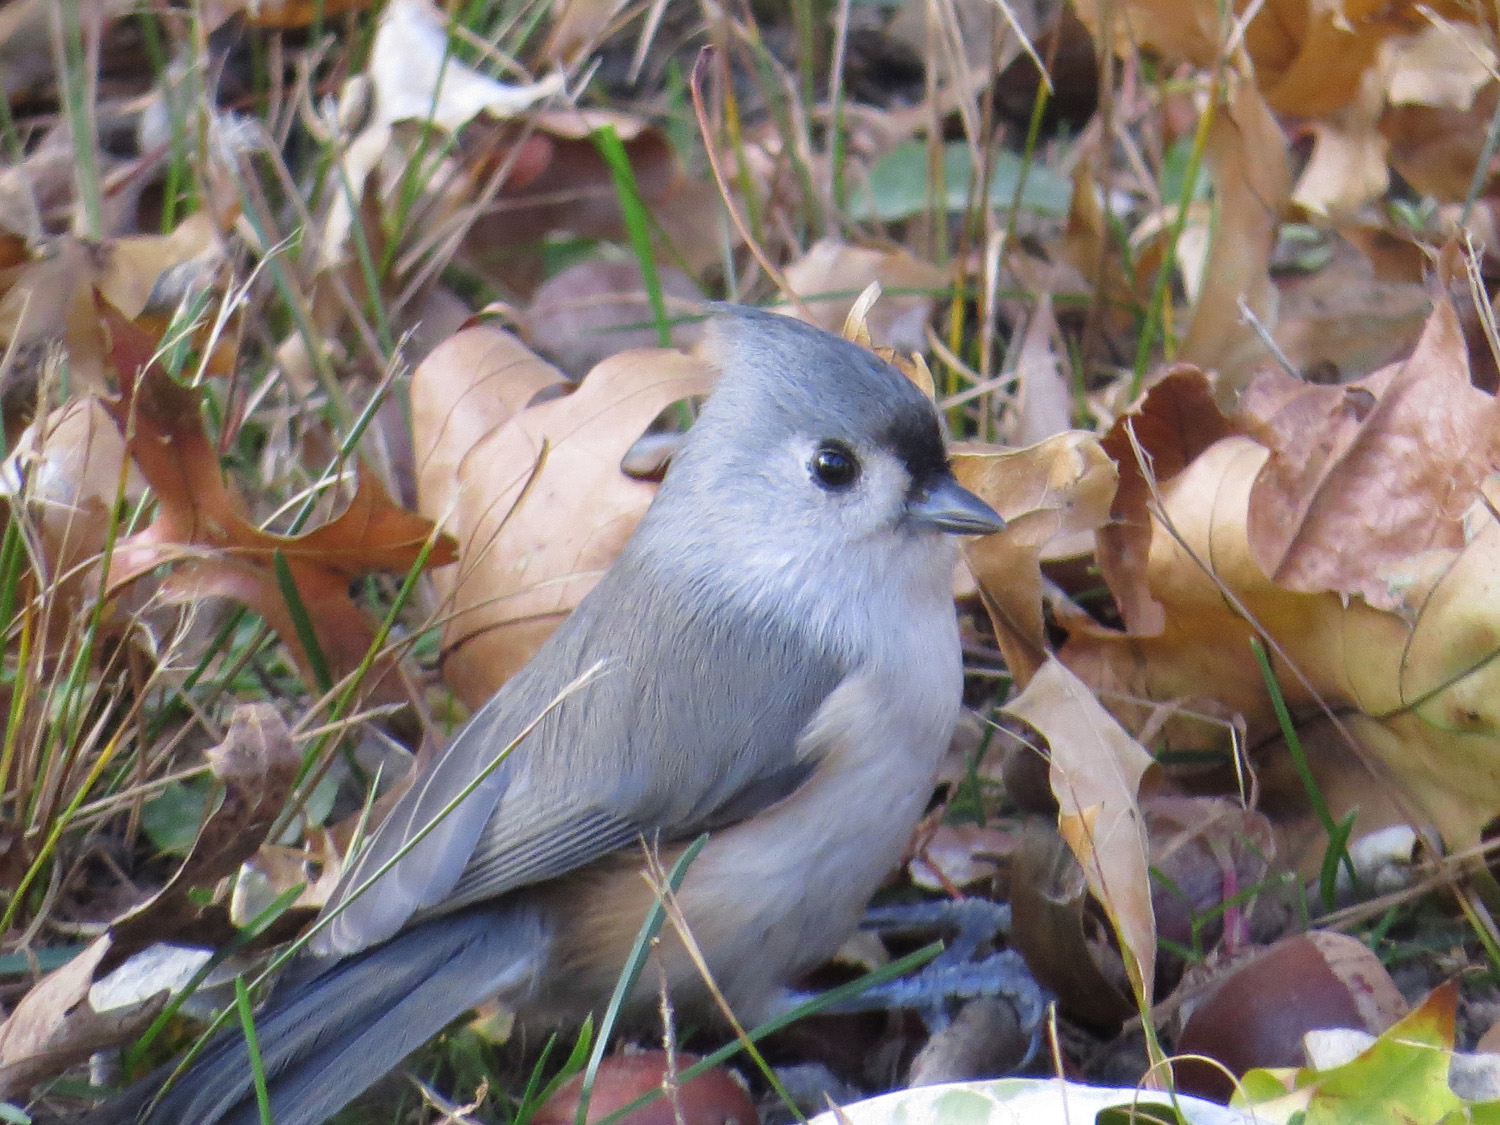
[810,441,860,490]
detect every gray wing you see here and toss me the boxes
[313,556,845,957]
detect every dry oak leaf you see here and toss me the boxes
[1073,0,1472,119]
[0,217,232,402]
[100,308,456,686]
[413,324,712,706]
[953,432,1118,686]
[1242,296,1500,611]
[781,239,946,354]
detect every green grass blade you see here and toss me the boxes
[575,835,707,1125]
[272,549,333,697]
[593,124,672,349]
[233,975,274,1125]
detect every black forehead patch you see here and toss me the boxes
[883,399,949,483]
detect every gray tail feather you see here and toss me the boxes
[89,904,548,1125]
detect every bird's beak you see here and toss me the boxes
[906,473,1006,536]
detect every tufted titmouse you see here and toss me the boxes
[99,305,1005,1125]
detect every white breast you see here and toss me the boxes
[668,533,964,1020]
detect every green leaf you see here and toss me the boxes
[141,779,211,855]
[1238,983,1466,1125]
[849,141,1071,222]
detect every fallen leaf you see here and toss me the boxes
[1008,819,1137,1030]
[1005,658,1159,1008]
[1095,365,1232,636]
[1,395,143,621]
[1177,78,1290,395]
[781,239,947,354]
[0,936,163,1099]
[954,432,1118,685]
[541,0,630,66]
[464,115,720,298]
[1292,102,1391,217]
[106,704,297,964]
[413,325,712,705]
[1272,247,1431,381]
[101,308,456,689]
[523,258,704,378]
[909,823,1018,892]
[1011,293,1071,446]
[1242,297,1500,609]
[318,0,566,270]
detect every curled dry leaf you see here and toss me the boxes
[1242,296,1500,610]
[1095,365,1232,635]
[1,396,144,635]
[319,0,566,269]
[1005,658,1159,1009]
[1008,820,1136,1029]
[952,432,1117,685]
[413,325,712,705]
[0,218,231,412]
[101,308,456,690]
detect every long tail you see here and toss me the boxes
[92,904,548,1125]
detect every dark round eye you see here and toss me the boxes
[810,441,860,490]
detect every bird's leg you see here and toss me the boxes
[780,898,1049,1055]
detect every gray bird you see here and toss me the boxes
[97,305,1005,1125]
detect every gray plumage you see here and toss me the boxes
[95,305,1003,1125]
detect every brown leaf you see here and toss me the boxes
[909,823,1018,892]
[100,308,456,686]
[954,432,1117,685]
[523,259,704,378]
[541,0,630,66]
[0,936,164,1099]
[1272,248,1431,381]
[414,327,712,705]
[1008,821,1136,1029]
[1096,366,1233,636]
[1012,293,1071,446]
[780,239,946,354]
[1242,297,1500,609]
[1177,79,1290,394]
[466,113,719,298]
[1057,428,1500,846]
[1005,658,1159,1007]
